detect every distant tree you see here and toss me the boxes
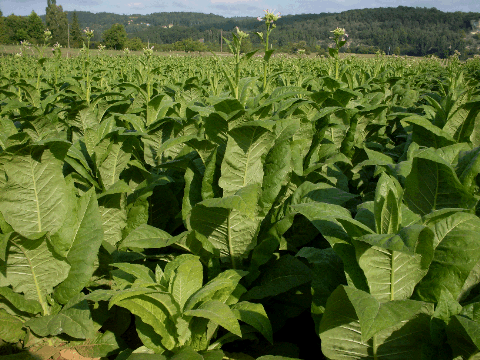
[70,11,83,47]
[46,0,68,46]
[173,38,207,52]
[4,15,29,43]
[125,37,145,51]
[103,23,128,49]
[27,11,45,44]
[0,10,7,44]
[240,37,252,53]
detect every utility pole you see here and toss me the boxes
[67,23,70,58]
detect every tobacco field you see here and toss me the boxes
[1,49,480,360]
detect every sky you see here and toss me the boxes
[2,0,480,18]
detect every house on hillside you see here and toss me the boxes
[471,19,480,33]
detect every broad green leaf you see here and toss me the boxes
[163,254,200,287]
[184,300,242,337]
[231,301,273,343]
[135,316,167,354]
[430,290,462,350]
[170,347,203,360]
[291,181,356,207]
[115,293,178,350]
[146,94,174,126]
[319,286,432,359]
[156,135,197,162]
[74,330,123,357]
[0,147,68,237]
[293,203,372,292]
[184,270,245,311]
[108,288,160,309]
[126,354,167,360]
[182,160,204,222]
[98,180,133,198]
[446,312,480,359]
[0,309,25,343]
[415,211,480,302]
[374,174,403,235]
[258,139,291,217]
[219,125,274,197]
[111,263,156,284]
[99,193,127,246]
[1,235,69,313]
[402,115,456,148]
[404,149,477,215]
[257,357,301,360]
[0,286,42,314]
[201,147,221,200]
[354,225,434,302]
[190,185,260,268]
[54,188,104,304]
[243,255,312,300]
[99,141,131,190]
[171,258,203,311]
[25,294,94,339]
[457,147,480,192]
[119,224,174,250]
[444,99,480,143]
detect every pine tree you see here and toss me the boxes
[70,11,83,48]
[27,11,45,44]
[46,0,68,46]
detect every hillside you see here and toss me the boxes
[64,7,480,57]
[3,6,480,57]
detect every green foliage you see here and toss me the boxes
[26,11,45,44]
[1,44,480,360]
[46,0,68,46]
[70,11,84,48]
[103,23,128,50]
[126,37,146,51]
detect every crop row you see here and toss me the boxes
[0,52,480,360]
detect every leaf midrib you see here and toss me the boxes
[29,158,42,232]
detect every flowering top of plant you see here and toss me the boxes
[123,47,130,55]
[331,27,348,41]
[143,45,154,57]
[235,27,248,39]
[83,27,94,39]
[44,29,52,42]
[20,40,32,47]
[98,44,106,52]
[258,9,281,24]
[52,42,61,51]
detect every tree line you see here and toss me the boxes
[0,4,479,58]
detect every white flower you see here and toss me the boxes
[83,27,94,39]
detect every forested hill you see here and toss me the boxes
[2,6,480,57]
[63,6,480,57]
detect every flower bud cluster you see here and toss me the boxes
[83,27,94,39]
[331,27,348,41]
[44,29,52,42]
[143,45,154,57]
[258,9,281,24]
[235,27,248,39]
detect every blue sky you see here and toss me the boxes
[2,0,480,18]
